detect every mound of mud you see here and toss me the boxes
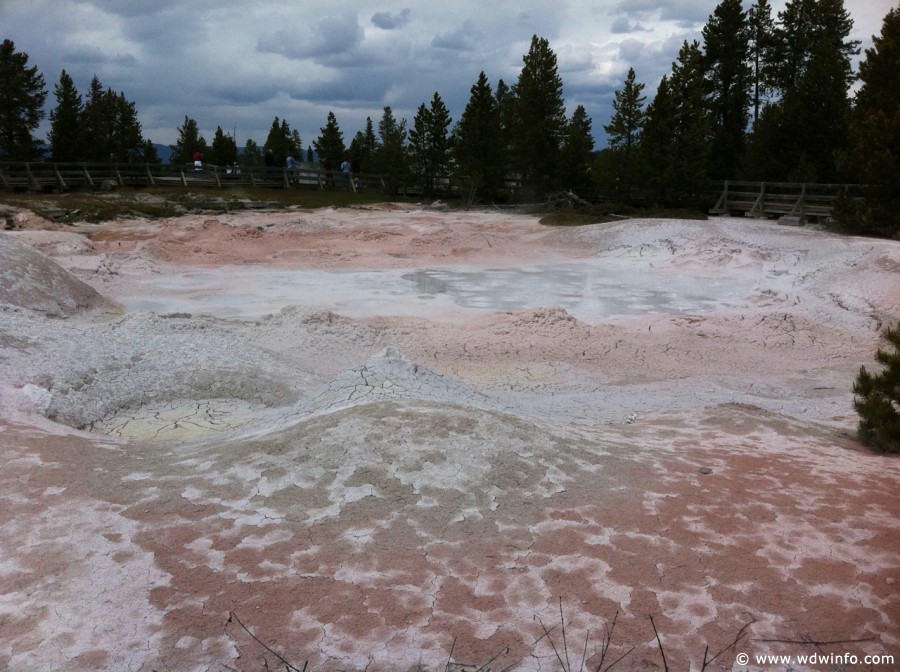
[5,230,96,256]
[0,309,300,431]
[0,204,59,231]
[0,234,118,317]
[294,346,505,418]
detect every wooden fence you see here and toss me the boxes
[709,180,861,222]
[0,161,388,193]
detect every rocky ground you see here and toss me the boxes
[1,202,898,671]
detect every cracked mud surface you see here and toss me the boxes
[1,205,899,671]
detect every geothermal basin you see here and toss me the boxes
[0,204,898,671]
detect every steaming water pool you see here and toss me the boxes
[120,261,757,323]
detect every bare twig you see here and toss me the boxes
[579,629,589,672]
[598,646,635,672]
[533,618,560,646]
[648,614,669,672]
[536,614,568,671]
[227,611,306,672]
[560,598,572,672]
[473,644,510,672]
[446,635,456,672]
[595,610,617,671]
[701,620,755,671]
[593,610,634,672]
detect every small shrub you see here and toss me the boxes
[853,323,900,453]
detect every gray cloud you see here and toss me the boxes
[371,8,412,30]
[432,22,480,51]
[610,17,651,34]
[60,45,138,67]
[3,0,889,149]
[257,12,364,60]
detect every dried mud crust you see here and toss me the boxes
[0,207,899,671]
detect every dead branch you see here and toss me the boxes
[595,611,634,672]
[701,620,755,671]
[648,614,670,672]
[227,611,307,672]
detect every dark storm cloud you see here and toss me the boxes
[2,0,889,148]
[60,45,138,66]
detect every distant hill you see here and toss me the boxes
[153,143,172,164]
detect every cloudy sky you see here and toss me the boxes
[2,0,894,151]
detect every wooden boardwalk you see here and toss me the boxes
[709,180,861,222]
[0,161,384,193]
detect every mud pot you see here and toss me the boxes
[1,205,898,671]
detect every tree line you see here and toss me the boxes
[1,0,897,236]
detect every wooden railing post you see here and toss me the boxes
[54,163,67,190]
[749,181,765,217]
[26,162,40,190]
[82,162,94,187]
[790,183,806,217]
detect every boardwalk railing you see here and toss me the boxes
[0,161,387,193]
[709,180,861,222]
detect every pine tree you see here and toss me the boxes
[702,0,751,180]
[48,69,83,161]
[210,126,237,166]
[409,92,452,198]
[313,111,346,169]
[141,138,160,164]
[558,105,596,199]
[347,116,377,173]
[242,138,262,167]
[348,118,377,174]
[171,116,206,165]
[0,39,47,160]
[111,91,143,162]
[264,116,299,167]
[669,41,713,201]
[741,100,786,180]
[453,71,505,202]
[603,67,646,199]
[770,0,859,97]
[508,35,567,197]
[642,42,711,206]
[853,324,900,453]
[745,0,859,180]
[79,76,143,163]
[495,78,512,164]
[837,7,900,237]
[782,37,852,181]
[640,75,676,204]
[747,0,778,124]
[80,76,105,160]
[373,106,408,194]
